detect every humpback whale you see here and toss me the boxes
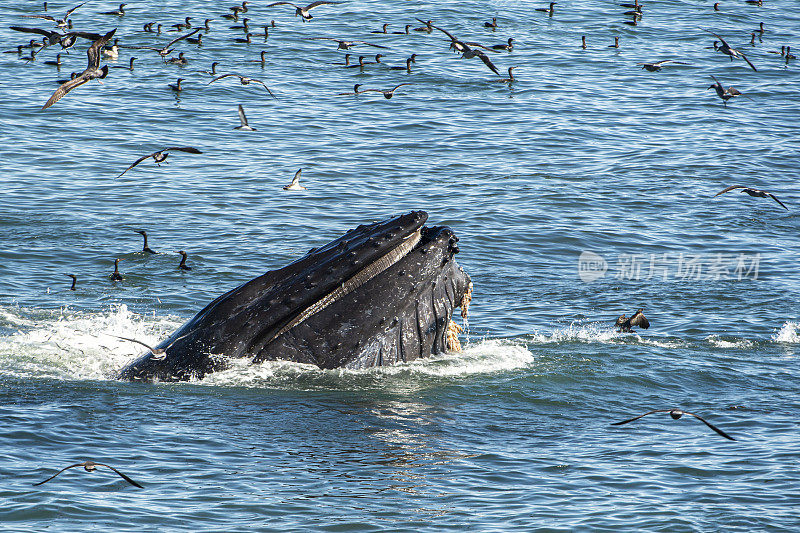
[118,211,473,382]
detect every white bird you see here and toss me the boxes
[283,169,306,190]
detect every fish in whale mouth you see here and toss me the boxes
[118,211,473,382]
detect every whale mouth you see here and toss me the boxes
[269,227,423,343]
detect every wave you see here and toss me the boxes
[773,322,799,344]
[523,323,685,349]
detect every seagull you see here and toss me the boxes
[134,230,157,254]
[637,59,688,72]
[208,73,276,99]
[303,37,388,50]
[234,104,256,130]
[360,83,412,99]
[265,1,340,21]
[42,29,116,110]
[611,409,736,441]
[33,461,144,488]
[22,1,87,28]
[116,147,202,178]
[713,185,788,210]
[283,169,306,190]
[615,308,649,332]
[129,28,201,60]
[708,75,742,106]
[426,22,501,75]
[9,26,100,47]
[702,29,758,71]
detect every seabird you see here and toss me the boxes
[333,53,351,65]
[248,50,268,66]
[581,35,586,49]
[208,73,276,99]
[265,1,341,21]
[371,23,388,34]
[234,104,256,130]
[427,22,501,75]
[637,59,688,71]
[168,77,184,91]
[345,55,367,68]
[615,308,649,332]
[103,40,120,59]
[116,147,202,178]
[177,251,192,270]
[702,29,758,71]
[110,258,124,281]
[171,16,193,31]
[65,273,77,290]
[414,20,433,33]
[336,83,364,95]
[392,24,412,35]
[283,169,306,190]
[229,17,250,31]
[111,56,137,70]
[43,53,62,67]
[101,3,127,16]
[492,38,514,51]
[186,33,202,45]
[708,75,742,106]
[304,37,388,49]
[33,461,143,488]
[610,36,619,48]
[389,55,416,71]
[744,0,762,5]
[535,2,557,16]
[41,29,116,110]
[492,66,516,83]
[484,17,498,29]
[611,409,736,441]
[359,83,412,99]
[135,230,157,254]
[130,28,201,60]
[167,51,189,65]
[713,185,788,210]
[234,33,253,44]
[21,1,87,28]
[200,61,220,75]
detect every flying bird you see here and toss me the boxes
[303,37,388,50]
[265,1,340,21]
[283,169,306,190]
[208,73,276,98]
[129,28,201,60]
[116,147,203,178]
[702,29,758,71]
[637,59,688,72]
[33,461,144,488]
[360,83,412,99]
[611,408,736,441]
[426,22,501,75]
[42,29,116,110]
[235,104,256,130]
[708,75,742,106]
[713,185,788,210]
[22,1,87,28]
[615,308,649,332]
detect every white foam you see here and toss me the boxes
[526,323,684,348]
[773,322,799,344]
[705,334,755,349]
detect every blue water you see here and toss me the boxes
[2,0,799,530]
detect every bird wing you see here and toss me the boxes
[9,26,58,38]
[713,185,745,197]
[41,73,90,110]
[291,169,301,185]
[685,412,736,441]
[768,193,789,210]
[32,463,84,486]
[238,104,248,126]
[21,14,58,22]
[116,152,159,178]
[702,29,728,48]
[87,28,116,70]
[266,2,298,7]
[306,1,339,9]
[465,41,500,52]
[69,31,105,41]
[629,310,649,329]
[355,40,388,49]
[166,28,201,48]
[208,73,237,85]
[429,23,458,43]
[164,147,203,154]
[610,409,671,425]
[390,83,412,92]
[474,50,500,75]
[97,463,145,488]
[251,79,277,98]
[739,52,758,72]
[64,1,88,18]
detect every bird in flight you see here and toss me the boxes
[235,104,256,130]
[33,461,144,488]
[304,37,388,50]
[208,73,276,99]
[116,147,203,178]
[42,29,116,110]
[637,59,688,72]
[425,21,501,75]
[129,28,201,60]
[713,185,788,210]
[702,29,758,71]
[707,75,742,106]
[615,308,649,332]
[283,169,306,190]
[360,83,413,99]
[22,1,87,28]
[265,1,340,21]
[611,408,736,441]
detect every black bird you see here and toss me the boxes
[33,461,143,488]
[265,1,341,21]
[110,258,123,281]
[168,77,184,91]
[371,23,388,34]
[304,37,388,50]
[492,38,514,51]
[186,33,202,45]
[116,147,202,178]
[713,185,788,210]
[101,3,127,16]
[42,29,116,110]
[235,104,256,130]
[637,59,688,71]
[234,32,253,44]
[708,75,742,106]
[135,230,157,253]
[200,61,220,75]
[427,22,501,75]
[360,83,412,99]
[43,53,62,67]
[171,16,192,31]
[615,308,649,332]
[336,83,364,95]
[392,24,412,35]
[611,408,736,441]
[389,55,416,72]
[492,66,516,83]
[702,29,758,71]
[208,73,276,98]
[111,56,137,70]
[177,251,192,270]
[65,273,77,290]
[414,19,433,33]
[229,17,250,31]
[167,51,189,65]
[535,2,557,16]
[22,1,87,28]
[484,17,498,29]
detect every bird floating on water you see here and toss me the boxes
[42,29,116,110]
[101,3,127,16]
[135,230,157,254]
[110,258,124,281]
[168,77,184,91]
[177,250,192,270]
[234,104,256,130]
[615,308,649,332]
[713,185,788,210]
[33,461,144,488]
[535,2,557,16]
[611,408,736,441]
[283,169,306,190]
[116,147,203,178]
[65,273,77,290]
[484,17,498,29]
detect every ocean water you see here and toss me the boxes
[2,0,799,530]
